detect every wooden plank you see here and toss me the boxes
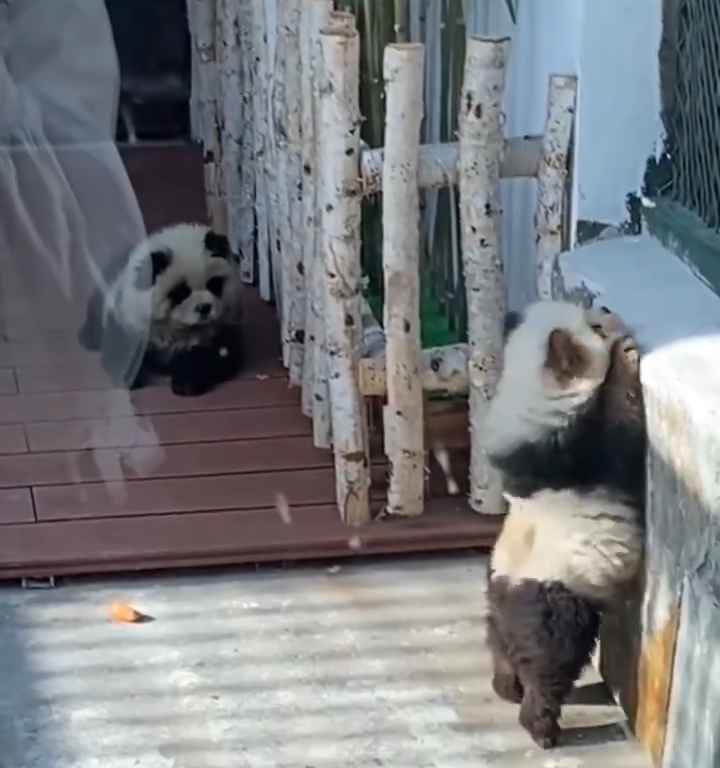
[0,339,99,368]
[0,436,332,488]
[0,369,18,395]
[16,363,286,394]
[1,288,283,379]
[0,426,27,454]
[0,489,35,524]
[25,406,311,452]
[35,464,398,522]
[0,378,298,425]
[34,468,336,521]
[15,361,113,394]
[0,498,502,578]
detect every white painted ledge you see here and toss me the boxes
[558,233,720,518]
[558,233,720,762]
[559,233,720,356]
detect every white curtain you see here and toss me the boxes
[0,0,146,382]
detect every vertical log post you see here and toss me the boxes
[236,0,256,284]
[186,0,203,142]
[535,75,578,300]
[217,0,254,280]
[300,0,334,417]
[273,1,292,366]
[382,43,425,517]
[191,0,225,234]
[318,25,371,525]
[250,0,272,301]
[266,3,285,337]
[282,0,306,386]
[311,8,356,448]
[459,36,510,515]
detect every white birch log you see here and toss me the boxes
[318,25,371,525]
[300,0,334,417]
[272,2,291,365]
[360,135,543,195]
[266,1,283,310]
[236,0,256,284]
[359,343,469,396]
[191,0,225,233]
[382,43,425,517]
[217,0,254,281]
[282,0,307,386]
[459,37,510,515]
[300,0,316,415]
[186,0,203,142]
[535,75,578,300]
[250,0,272,301]
[310,7,356,447]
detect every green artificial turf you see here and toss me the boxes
[365,284,462,350]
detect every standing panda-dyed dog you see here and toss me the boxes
[484,300,646,748]
[79,223,243,396]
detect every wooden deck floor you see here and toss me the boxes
[0,143,500,580]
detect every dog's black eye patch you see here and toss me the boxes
[205,231,230,259]
[206,276,225,297]
[167,281,192,307]
[504,310,523,340]
[150,249,172,282]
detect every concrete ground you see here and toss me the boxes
[0,553,650,768]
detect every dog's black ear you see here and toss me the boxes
[205,230,230,259]
[150,249,172,282]
[133,248,172,290]
[504,310,523,340]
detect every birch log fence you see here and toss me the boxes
[185,2,577,524]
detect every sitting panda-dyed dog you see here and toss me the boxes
[79,223,243,396]
[484,300,646,749]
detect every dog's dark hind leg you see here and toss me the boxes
[491,578,600,749]
[486,613,524,703]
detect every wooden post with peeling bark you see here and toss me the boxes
[186,0,203,142]
[217,0,255,283]
[273,0,305,380]
[300,0,334,418]
[191,0,225,235]
[311,8,356,448]
[318,24,371,525]
[236,0,256,285]
[536,75,578,300]
[250,0,272,301]
[382,43,425,517]
[283,0,306,386]
[270,4,289,356]
[459,37,510,515]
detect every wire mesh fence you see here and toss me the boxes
[662,0,720,230]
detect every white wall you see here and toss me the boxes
[576,2,665,224]
[474,0,664,310]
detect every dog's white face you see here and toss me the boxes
[152,239,234,329]
[485,300,628,454]
[124,223,241,334]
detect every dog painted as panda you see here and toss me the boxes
[79,222,243,396]
[483,300,646,749]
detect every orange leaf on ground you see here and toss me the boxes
[110,601,146,623]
